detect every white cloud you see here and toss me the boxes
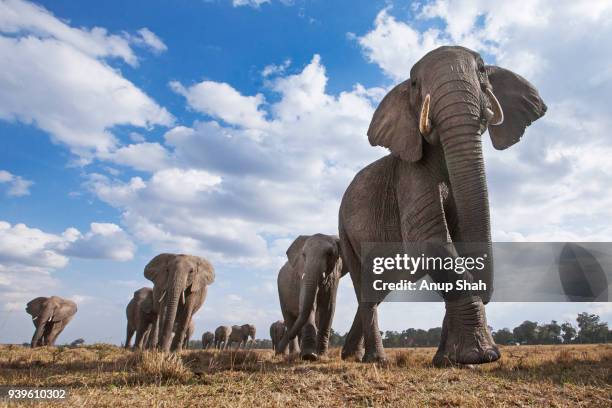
[132,28,167,54]
[0,170,33,197]
[0,0,174,159]
[0,220,136,310]
[100,142,171,172]
[85,55,385,270]
[232,0,270,7]
[262,59,291,77]
[170,80,269,130]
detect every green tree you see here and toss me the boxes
[493,328,515,345]
[537,320,562,344]
[560,322,576,344]
[513,320,538,344]
[576,313,609,343]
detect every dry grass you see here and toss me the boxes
[0,344,610,407]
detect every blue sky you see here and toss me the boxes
[1,0,612,344]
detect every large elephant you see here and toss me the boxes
[144,253,215,352]
[214,325,232,349]
[338,46,546,365]
[125,287,156,350]
[269,321,286,353]
[276,234,344,360]
[202,331,215,349]
[228,324,256,349]
[26,296,77,347]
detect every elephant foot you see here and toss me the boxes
[341,342,364,361]
[362,351,387,364]
[433,296,500,367]
[300,351,319,361]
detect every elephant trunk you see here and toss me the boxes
[160,278,184,352]
[434,80,493,302]
[277,260,321,353]
[31,308,52,347]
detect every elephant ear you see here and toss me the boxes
[51,298,77,322]
[368,79,422,162]
[26,297,47,317]
[140,291,154,314]
[192,256,215,292]
[486,66,547,150]
[286,235,310,267]
[144,253,173,282]
[331,235,349,277]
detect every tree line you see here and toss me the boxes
[328,312,610,348]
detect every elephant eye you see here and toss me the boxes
[411,79,417,87]
[478,64,486,73]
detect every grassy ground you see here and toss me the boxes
[0,344,610,407]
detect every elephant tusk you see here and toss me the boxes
[32,315,38,321]
[181,290,185,304]
[419,94,432,135]
[48,316,53,322]
[159,291,166,303]
[486,88,504,125]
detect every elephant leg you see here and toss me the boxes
[341,309,364,360]
[282,313,299,355]
[339,239,365,360]
[41,323,53,346]
[299,310,318,360]
[171,306,190,352]
[316,279,339,356]
[46,321,65,346]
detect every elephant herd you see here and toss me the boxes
[25,46,546,367]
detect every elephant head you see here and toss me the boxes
[279,234,343,352]
[368,46,546,302]
[144,253,215,352]
[26,296,77,347]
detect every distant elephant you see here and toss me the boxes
[26,296,77,347]
[202,331,215,349]
[144,253,215,352]
[276,234,344,360]
[125,287,156,350]
[338,46,546,365]
[214,325,232,349]
[269,321,286,353]
[228,324,256,349]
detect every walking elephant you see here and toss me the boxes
[269,321,286,353]
[276,234,344,360]
[338,45,546,365]
[26,296,77,347]
[144,253,215,352]
[228,324,256,349]
[202,331,215,349]
[125,287,156,350]
[214,325,232,349]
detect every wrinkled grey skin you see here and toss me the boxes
[339,46,546,365]
[176,321,195,349]
[26,296,77,347]
[202,331,215,349]
[269,321,286,353]
[276,234,344,360]
[214,325,232,349]
[144,253,215,352]
[125,287,156,350]
[228,324,256,349]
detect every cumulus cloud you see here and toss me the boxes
[0,0,173,159]
[0,170,33,197]
[0,220,135,310]
[85,55,385,268]
[170,80,269,130]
